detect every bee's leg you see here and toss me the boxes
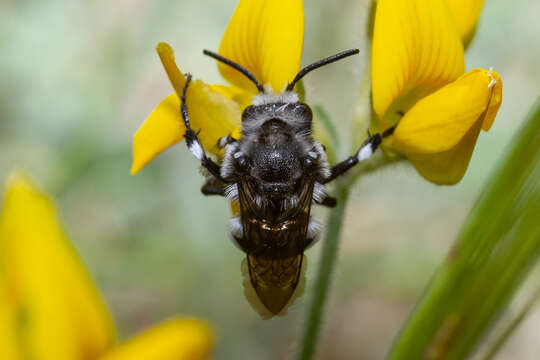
[217,135,238,149]
[227,216,244,250]
[201,178,225,196]
[316,195,337,208]
[313,182,337,207]
[304,217,322,250]
[181,73,231,183]
[322,127,395,184]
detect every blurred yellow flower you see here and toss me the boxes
[372,0,502,185]
[131,0,304,174]
[0,171,213,360]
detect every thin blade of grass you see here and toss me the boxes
[481,286,540,360]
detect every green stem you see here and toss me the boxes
[298,184,350,360]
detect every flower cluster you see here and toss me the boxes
[371,0,502,184]
[133,0,502,187]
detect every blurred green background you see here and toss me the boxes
[1,0,539,359]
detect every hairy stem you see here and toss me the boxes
[298,183,350,360]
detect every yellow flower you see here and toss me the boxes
[371,0,502,185]
[131,0,304,174]
[0,171,213,360]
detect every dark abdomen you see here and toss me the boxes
[240,215,309,314]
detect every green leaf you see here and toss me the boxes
[387,98,540,360]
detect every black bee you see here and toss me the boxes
[181,49,390,315]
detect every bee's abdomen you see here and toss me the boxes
[247,254,303,314]
[239,212,310,258]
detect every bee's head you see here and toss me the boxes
[241,101,312,133]
[233,117,319,201]
[205,48,358,201]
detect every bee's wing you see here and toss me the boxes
[246,254,304,315]
[238,178,315,315]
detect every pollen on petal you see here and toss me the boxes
[487,68,497,89]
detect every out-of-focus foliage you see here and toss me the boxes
[0,172,213,359]
[388,99,540,360]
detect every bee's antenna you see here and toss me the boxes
[286,49,360,92]
[203,50,265,93]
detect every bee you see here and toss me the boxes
[180,49,391,315]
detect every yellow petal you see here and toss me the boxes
[131,43,242,175]
[392,68,502,154]
[156,42,188,97]
[0,292,20,360]
[0,171,116,359]
[218,0,304,92]
[372,0,465,123]
[131,93,183,174]
[209,84,254,111]
[99,318,213,360]
[407,120,482,184]
[445,0,485,46]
